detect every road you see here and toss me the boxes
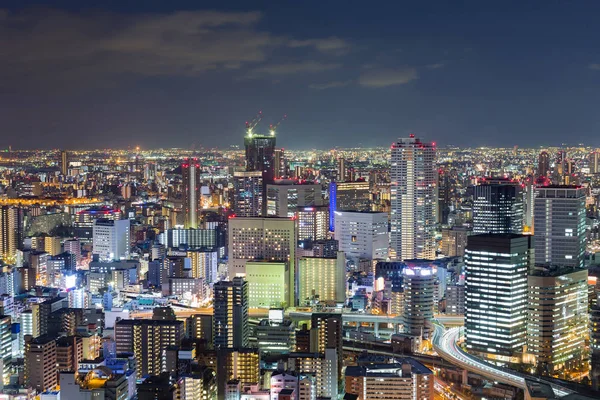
[432,325,572,398]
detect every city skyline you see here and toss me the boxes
[3,1,600,149]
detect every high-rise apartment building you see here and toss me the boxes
[60,150,68,176]
[402,260,436,338]
[213,277,249,348]
[465,234,531,362]
[228,217,296,304]
[0,206,22,263]
[92,218,130,262]
[274,148,286,179]
[472,178,523,235]
[534,186,586,268]
[232,171,264,217]
[298,252,346,305]
[390,135,437,260]
[0,316,11,385]
[310,313,343,381]
[24,335,57,392]
[182,158,201,228]
[114,310,184,377]
[333,211,388,261]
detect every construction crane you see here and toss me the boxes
[245,111,263,137]
[269,114,287,136]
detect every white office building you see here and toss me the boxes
[333,211,388,261]
[92,219,130,262]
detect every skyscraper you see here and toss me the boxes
[390,135,437,260]
[245,132,276,183]
[402,260,436,338]
[538,151,550,177]
[527,268,589,376]
[266,181,323,217]
[437,167,451,225]
[232,171,264,217]
[465,234,531,363]
[328,180,371,230]
[213,277,249,348]
[274,148,286,179]
[60,150,68,176]
[337,157,346,181]
[590,151,600,174]
[0,206,22,263]
[534,186,586,268]
[182,158,201,228]
[472,178,523,235]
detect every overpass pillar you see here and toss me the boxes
[374,322,379,337]
[462,369,468,385]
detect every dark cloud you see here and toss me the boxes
[358,67,418,88]
[0,8,346,90]
[288,36,350,55]
[308,80,352,90]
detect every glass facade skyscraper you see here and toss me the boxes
[472,178,523,235]
[465,234,532,363]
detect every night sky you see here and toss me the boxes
[2,1,600,150]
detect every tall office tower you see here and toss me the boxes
[298,252,346,305]
[528,268,589,376]
[24,335,57,392]
[465,234,531,362]
[437,167,451,225]
[73,206,121,241]
[266,181,323,217]
[590,151,600,174]
[534,186,586,268]
[182,158,201,228]
[402,260,436,338]
[274,148,286,179]
[232,171,264,217]
[0,206,22,263]
[472,178,523,235]
[333,211,388,262]
[329,180,371,230]
[337,157,346,181]
[60,150,68,175]
[562,159,576,185]
[538,151,550,177]
[92,218,130,262]
[114,309,184,377]
[390,135,437,261]
[310,313,343,380]
[296,206,329,242]
[213,277,249,349]
[345,359,434,400]
[245,131,276,183]
[228,217,296,305]
[441,226,469,257]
